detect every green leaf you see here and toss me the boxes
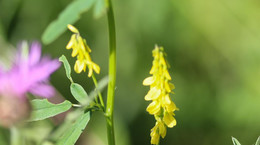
[42,0,95,44]
[93,0,106,18]
[232,137,241,145]
[256,136,260,145]
[56,112,91,145]
[70,83,89,103]
[59,55,72,81]
[29,99,72,121]
[49,110,83,141]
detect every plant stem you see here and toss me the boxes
[105,0,116,145]
[91,73,105,111]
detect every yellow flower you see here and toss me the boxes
[143,45,178,144]
[66,24,100,77]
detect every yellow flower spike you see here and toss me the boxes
[66,24,100,77]
[144,45,178,144]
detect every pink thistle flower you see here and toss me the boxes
[0,41,60,127]
[0,41,61,99]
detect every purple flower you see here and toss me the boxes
[0,42,61,99]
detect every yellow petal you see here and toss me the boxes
[158,121,166,138]
[169,83,175,90]
[165,81,171,93]
[78,37,86,51]
[150,125,160,145]
[146,101,161,115]
[84,52,91,62]
[162,94,171,105]
[74,60,85,73]
[67,24,79,33]
[71,48,79,57]
[145,87,161,101]
[164,69,171,80]
[143,76,154,86]
[92,62,100,74]
[166,101,177,112]
[87,66,93,77]
[163,112,176,128]
[84,39,92,52]
[66,34,76,49]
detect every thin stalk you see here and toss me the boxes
[91,73,105,111]
[105,0,116,145]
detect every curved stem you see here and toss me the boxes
[105,0,116,145]
[91,73,105,111]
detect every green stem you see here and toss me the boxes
[91,73,105,111]
[105,0,116,145]
[10,127,24,145]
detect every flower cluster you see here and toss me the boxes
[0,42,60,127]
[66,24,100,77]
[143,45,178,144]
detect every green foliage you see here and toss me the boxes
[42,0,95,44]
[70,83,89,104]
[94,0,106,18]
[28,99,72,121]
[48,110,83,142]
[56,112,91,145]
[255,137,260,145]
[232,137,241,145]
[0,127,9,145]
[232,136,260,145]
[59,55,72,82]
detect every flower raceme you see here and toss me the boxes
[66,24,100,77]
[143,45,178,145]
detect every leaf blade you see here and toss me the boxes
[42,0,95,44]
[232,137,241,145]
[59,55,72,80]
[56,112,91,145]
[93,0,106,18]
[256,136,260,145]
[28,99,72,121]
[70,83,89,103]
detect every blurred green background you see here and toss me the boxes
[1,0,260,144]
